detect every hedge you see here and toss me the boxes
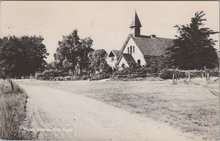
[159,69,219,79]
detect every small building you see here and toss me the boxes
[107,11,174,69]
[106,50,120,68]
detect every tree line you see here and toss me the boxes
[0,11,218,79]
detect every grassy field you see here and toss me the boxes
[0,79,35,140]
[16,78,219,141]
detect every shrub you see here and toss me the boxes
[159,69,173,79]
[35,69,68,80]
[81,75,89,80]
[64,76,72,81]
[90,73,110,81]
[112,66,159,79]
[159,69,219,80]
[208,69,219,77]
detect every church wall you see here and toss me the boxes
[118,57,129,68]
[106,55,118,68]
[122,38,146,66]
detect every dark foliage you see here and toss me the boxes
[159,69,186,79]
[159,69,219,79]
[164,11,219,70]
[88,49,112,76]
[35,69,68,80]
[54,30,94,75]
[0,36,48,78]
[112,66,159,79]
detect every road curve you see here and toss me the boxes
[19,84,202,141]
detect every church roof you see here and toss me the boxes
[130,35,174,56]
[112,50,120,58]
[119,34,173,58]
[122,53,136,64]
[117,53,136,65]
[130,11,142,28]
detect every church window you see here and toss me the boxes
[133,46,135,53]
[127,47,129,53]
[137,59,141,65]
[130,46,132,53]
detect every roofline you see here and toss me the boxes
[109,50,116,57]
[118,35,131,58]
[129,35,146,56]
[116,53,134,66]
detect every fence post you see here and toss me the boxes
[207,72,210,81]
[202,72,204,79]
[7,78,14,94]
[188,72,191,82]
[204,66,207,80]
[172,73,175,83]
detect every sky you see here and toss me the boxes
[0,1,219,62]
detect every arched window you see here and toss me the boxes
[137,59,141,66]
[130,46,132,53]
[133,46,135,53]
[127,47,129,53]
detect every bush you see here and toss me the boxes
[112,66,159,79]
[64,76,72,81]
[35,69,68,80]
[90,73,110,81]
[159,69,173,79]
[81,75,89,80]
[208,69,219,77]
[159,69,219,80]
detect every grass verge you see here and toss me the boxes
[0,79,35,140]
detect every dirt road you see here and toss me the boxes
[19,84,202,141]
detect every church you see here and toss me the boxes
[106,12,174,69]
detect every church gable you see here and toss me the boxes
[107,50,120,68]
[121,36,146,66]
[107,11,174,69]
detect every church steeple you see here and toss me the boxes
[130,11,142,37]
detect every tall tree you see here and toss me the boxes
[88,49,111,75]
[0,36,48,78]
[164,11,218,70]
[54,30,94,74]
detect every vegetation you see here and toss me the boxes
[159,69,219,80]
[88,49,112,80]
[88,49,109,74]
[54,30,94,75]
[112,66,159,80]
[1,12,218,81]
[38,31,112,81]
[164,11,219,70]
[0,80,34,139]
[0,36,48,79]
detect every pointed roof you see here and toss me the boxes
[112,50,121,58]
[118,34,174,58]
[117,53,136,66]
[108,50,120,58]
[130,11,142,28]
[130,35,173,56]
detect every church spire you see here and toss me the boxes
[130,11,142,37]
[130,11,142,28]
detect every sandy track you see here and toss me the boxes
[19,84,202,141]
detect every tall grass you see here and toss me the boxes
[0,79,32,139]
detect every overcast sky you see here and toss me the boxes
[0,1,219,62]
